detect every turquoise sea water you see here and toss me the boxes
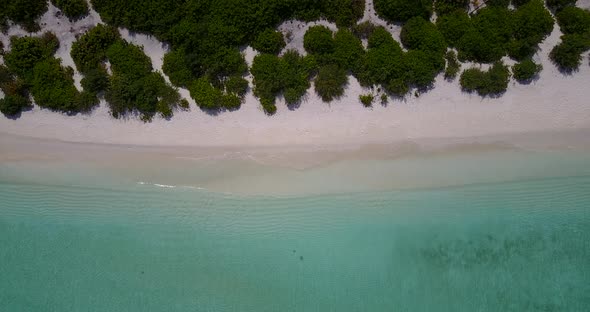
[1,150,589,311]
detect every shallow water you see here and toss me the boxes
[1,149,589,311]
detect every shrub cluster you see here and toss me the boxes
[91,0,365,114]
[71,25,182,121]
[437,0,553,63]
[551,7,590,72]
[2,33,95,115]
[251,50,316,114]
[1,0,48,32]
[460,62,511,96]
[359,94,374,107]
[51,0,89,21]
[512,59,542,82]
[0,65,31,117]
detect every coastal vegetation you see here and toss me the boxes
[460,62,510,96]
[0,0,588,119]
[550,7,590,72]
[1,33,96,116]
[512,59,542,82]
[0,0,48,32]
[71,25,182,120]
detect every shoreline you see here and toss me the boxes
[2,128,590,196]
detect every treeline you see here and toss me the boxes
[71,25,183,121]
[91,0,365,113]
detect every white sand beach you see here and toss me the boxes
[1,1,590,149]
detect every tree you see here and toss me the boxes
[162,49,193,87]
[546,0,576,12]
[71,24,120,73]
[332,29,365,71]
[314,64,348,102]
[435,0,469,16]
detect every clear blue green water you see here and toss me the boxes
[1,152,590,311]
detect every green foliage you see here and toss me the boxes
[162,49,192,87]
[0,65,31,117]
[374,0,433,23]
[404,50,443,88]
[3,0,48,32]
[556,7,590,35]
[51,0,89,21]
[252,29,286,55]
[71,24,120,73]
[456,7,513,63]
[80,67,109,94]
[549,33,590,72]
[189,77,223,110]
[304,26,335,55]
[367,26,400,50]
[545,0,576,12]
[356,34,404,87]
[508,0,554,60]
[314,64,348,102]
[460,62,510,96]
[512,59,542,82]
[380,93,388,105]
[0,94,30,116]
[3,35,94,114]
[351,21,376,39]
[359,93,374,107]
[251,50,315,113]
[401,17,447,55]
[444,50,460,80]
[4,35,56,78]
[435,0,469,16]
[225,76,249,97]
[436,10,472,47]
[332,29,365,71]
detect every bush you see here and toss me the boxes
[374,0,433,23]
[401,17,447,55]
[367,27,400,50]
[251,29,285,55]
[303,26,335,55]
[556,7,590,35]
[359,94,374,107]
[460,62,510,96]
[549,34,590,72]
[512,59,542,82]
[51,0,89,21]
[314,64,348,102]
[4,35,56,78]
[436,10,473,47]
[0,94,30,117]
[444,50,460,80]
